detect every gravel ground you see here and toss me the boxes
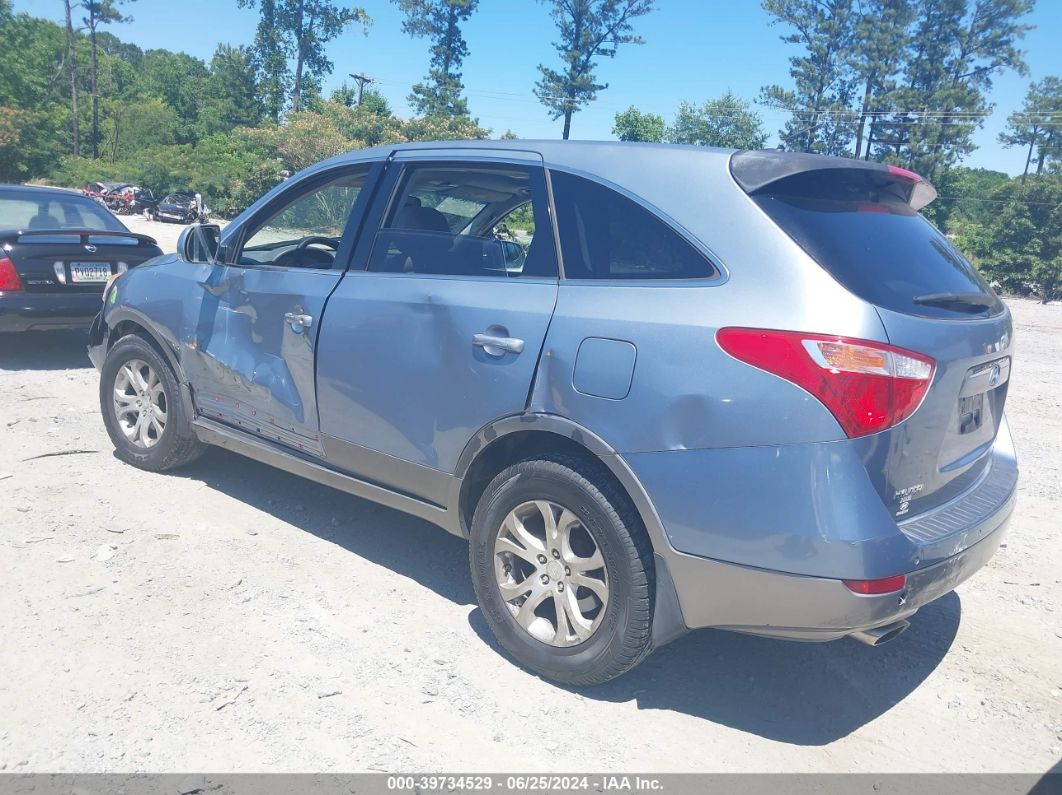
[0,296,1059,774]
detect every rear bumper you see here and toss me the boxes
[0,291,103,332]
[664,486,1012,639]
[630,418,1018,640]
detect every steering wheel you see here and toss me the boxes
[296,236,340,251]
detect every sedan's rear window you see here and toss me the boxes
[0,190,127,233]
[755,195,1003,318]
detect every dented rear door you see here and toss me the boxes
[314,151,558,496]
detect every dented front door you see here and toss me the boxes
[189,162,378,456]
[190,267,340,455]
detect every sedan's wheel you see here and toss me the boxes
[470,456,655,686]
[100,334,206,471]
[112,358,167,448]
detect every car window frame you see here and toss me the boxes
[350,157,560,282]
[543,166,729,286]
[225,160,384,273]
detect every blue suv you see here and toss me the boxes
[89,142,1017,685]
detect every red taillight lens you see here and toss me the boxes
[0,256,23,292]
[843,575,907,595]
[716,328,935,438]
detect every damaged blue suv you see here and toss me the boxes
[89,142,1017,685]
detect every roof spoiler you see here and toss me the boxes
[1,229,160,246]
[730,150,937,211]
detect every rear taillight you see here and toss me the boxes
[0,256,22,292]
[716,328,935,438]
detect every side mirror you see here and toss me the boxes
[500,240,524,266]
[178,223,222,264]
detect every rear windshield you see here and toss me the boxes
[0,189,127,233]
[755,195,1004,319]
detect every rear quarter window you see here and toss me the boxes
[755,195,1004,319]
[550,170,718,280]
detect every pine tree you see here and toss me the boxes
[535,0,655,140]
[1000,77,1062,180]
[760,0,857,156]
[394,0,479,119]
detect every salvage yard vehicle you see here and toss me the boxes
[156,191,200,224]
[88,142,1018,685]
[0,184,162,332]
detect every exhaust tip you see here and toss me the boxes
[849,619,910,647]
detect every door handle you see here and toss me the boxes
[284,312,314,329]
[473,332,525,355]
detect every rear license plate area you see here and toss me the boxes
[69,262,112,283]
[959,393,984,434]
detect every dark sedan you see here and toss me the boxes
[0,184,163,332]
[155,192,199,224]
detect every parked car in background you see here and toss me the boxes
[0,184,162,332]
[81,182,109,203]
[156,192,200,224]
[107,185,158,217]
[89,142,1017,686]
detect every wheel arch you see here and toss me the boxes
[451,414,688,647]
[101,308,196,421]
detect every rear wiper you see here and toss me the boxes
[913,292,996,312]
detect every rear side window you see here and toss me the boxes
[368,163,556,278]
[549,171,718,280]
[755,195,1004,318]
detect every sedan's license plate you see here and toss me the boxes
[70,262,112,283]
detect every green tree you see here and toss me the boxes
[394,0,479,118]
[961,175,1062,302]
[62,0,82,156]
[924,165,1009,231]
[198,44,263,135]
[999,77,1062,181]
[760,0,856,155]
[141,49,209,143]
[238,0,290,121]
[667,92,768,149]
[238,0,370,115]
[285,0,370,112]
[535,0,655,140]
[877,0,1033,180]
[83,0,134,158]
[612,105,665,142]
[848,0,913,159]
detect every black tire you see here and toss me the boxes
[100,334,206,471]
[470,455,655,686]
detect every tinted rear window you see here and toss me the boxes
[0,189,127,233]
[755,195,1003,318]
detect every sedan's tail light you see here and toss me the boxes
[716,327,935,438]
[0,256,23,292]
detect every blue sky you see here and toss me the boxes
[17,0,1062,175]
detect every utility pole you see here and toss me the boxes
[348,72,374,106]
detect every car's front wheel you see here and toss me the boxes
[470,456,655,686]
[100,334,205,471]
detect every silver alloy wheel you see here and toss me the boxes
[113,358,168,449]
[494,500,609,647]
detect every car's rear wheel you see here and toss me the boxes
[100,334,205,471]
[469,456,654,686]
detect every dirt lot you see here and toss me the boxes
[0,297,1059,774]
[121,215,219,254]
